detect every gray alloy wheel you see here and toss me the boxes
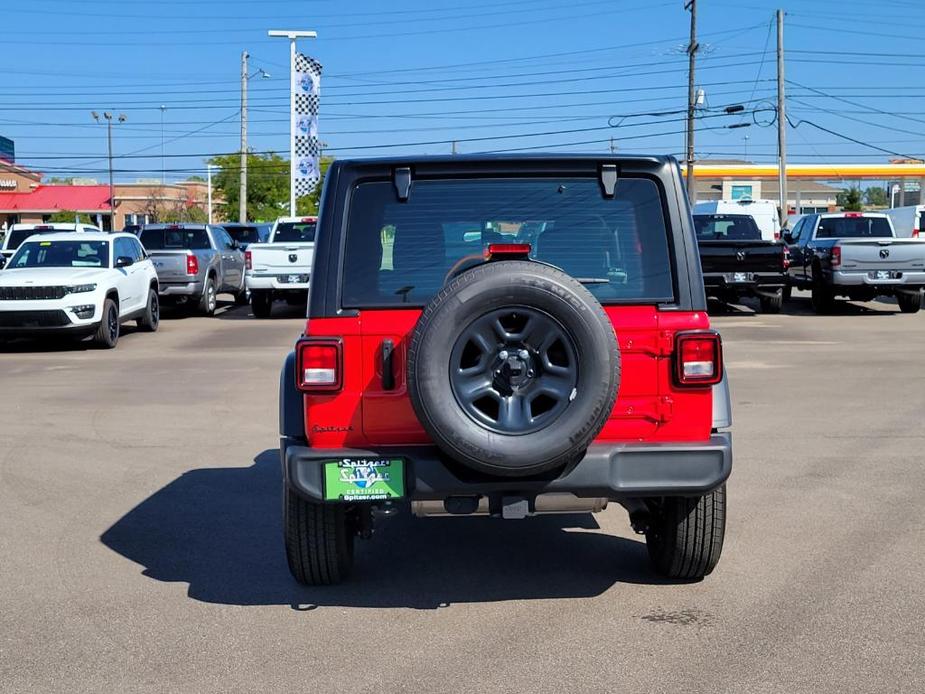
[449,306,578,435]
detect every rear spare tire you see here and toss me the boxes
[408,260,620,477]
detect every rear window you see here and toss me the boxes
[274,222,316,243]
[140,228,211,250]
[342,177,674,307]
[7,227,72,250]
[693,214,762,241]
[816,217,892,239]
[223,225,260,245]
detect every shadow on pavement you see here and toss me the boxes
[0,325,143,353]
[100,450,665,609]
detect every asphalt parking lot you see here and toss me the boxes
[2,293,924,693]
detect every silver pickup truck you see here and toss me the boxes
[784,212,925,313]
[137,224,247,316]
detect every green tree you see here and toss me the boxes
[208,151,333,221]
[48,210,93,223]
[185,175,206,183]
[46,177,75,185]
[837,187,863,211]
[863,186,888,207]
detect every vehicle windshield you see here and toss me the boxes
[223,225,261,245]
[816,217,893,239]
[9,240,109,268]
[342,177,674,306]
[140,227,211,250]
[693,214,762,241]
[7,227,75,250]
[274,221,316,243]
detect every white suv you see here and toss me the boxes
[0,232,159,348]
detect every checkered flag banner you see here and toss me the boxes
[292,53,322,197]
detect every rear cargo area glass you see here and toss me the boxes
[694,214,762,240]
[817,217,892,238]
[342,177,675,306]
[140,228,210,250]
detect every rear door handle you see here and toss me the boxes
[381,339,395,391]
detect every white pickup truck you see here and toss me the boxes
[244,216,316,318]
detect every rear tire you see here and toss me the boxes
[93,298,120,349]
[646,485,726,580]
[136,288,160,332]
[234,287,249,306]
[782,285,792,302]
[759,289,783,314]
[251,290,273,318]
[284,487,354,586]
[896,290,922,314]
[198,276,217,316]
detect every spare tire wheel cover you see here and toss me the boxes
[408,260,620,477]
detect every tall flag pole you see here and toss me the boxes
[268,30,318,216]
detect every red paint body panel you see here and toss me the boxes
[302,307,716,448]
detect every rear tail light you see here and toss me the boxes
[186,253,199,276]
[296,338,342,392]
[244,250,252,270]
[782,244,791,270]
[831,246,841,269]
[674,331,723,387]
[914,229,920,239]
[774,230,780,241]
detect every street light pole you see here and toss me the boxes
[268,29,318,217]
[92,111,125,231]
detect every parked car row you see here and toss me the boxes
[693,203,925,314]
[0,217,318,348]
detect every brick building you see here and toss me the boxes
[0,159,216,231]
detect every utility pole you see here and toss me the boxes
[239,50,248,224]
[207,164,214,224]
[451,140,457,155]
[160,105,167,185]
[610,136,616,154]
[776,9,788,222]
[685,0,698,203]
[92,111,125,230]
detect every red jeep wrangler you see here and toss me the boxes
[279,155,732,585]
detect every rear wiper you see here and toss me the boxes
[575,277,610,284]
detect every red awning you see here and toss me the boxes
[0,185,112,212]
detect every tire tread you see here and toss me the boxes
[647,485,726,580]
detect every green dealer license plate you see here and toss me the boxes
[323,458,405,502]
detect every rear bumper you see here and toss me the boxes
[703,272,785,295]
[281,432,732,503]
[158,280,204,297]
[245,273,310,292]
[831,270,925,288]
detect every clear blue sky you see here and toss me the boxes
[1,0,922,183]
